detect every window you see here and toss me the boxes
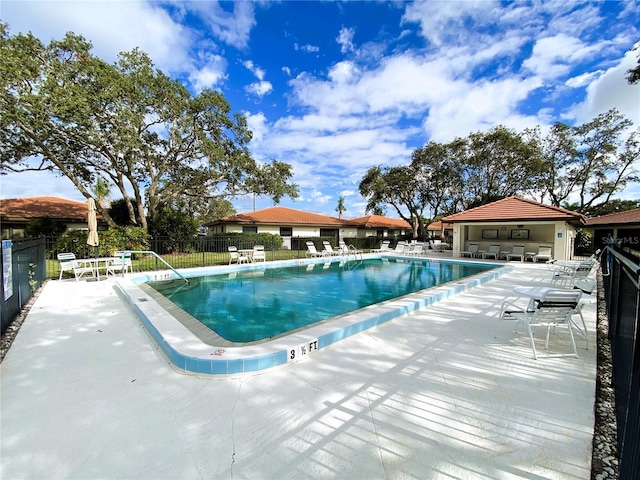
[319,228,339,238]
[242,226,258,234]
[280,227,292,237]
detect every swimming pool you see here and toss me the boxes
[115,255,511,375]
[146,259,493,343]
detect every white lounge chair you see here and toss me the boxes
[481,244,501,259]
[322,241,341,256]
[371,240,391,253]
[392,242,407,254]
[406,242,425,256]
[107,251,132,276]
[429,240,443,252]
[551,261,595,290]
[532,245,553,263]
[305,241,326,258]
[252,245,266,262]
[228,246,249,264]
[461,243,479,258]
[507,245,525,262]
[57,252,94,281]
[497,289,582,359]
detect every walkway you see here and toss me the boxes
[1,262,596,479]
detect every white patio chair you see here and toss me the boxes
[252,245,266,262]
[57,252,94,281]
[228,246,249,264]
[107,251,132,276]
[461,243,479,258]
[497,289,582,359]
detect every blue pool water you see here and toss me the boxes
[148,258,496,343]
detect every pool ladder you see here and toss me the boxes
[124,250,189,284]
[342,245,363,269]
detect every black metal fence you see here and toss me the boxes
[46,235,410,279]
[601,245,640,480]
[1,238,47,334]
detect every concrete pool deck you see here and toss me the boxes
[1,260,597,479]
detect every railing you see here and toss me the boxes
[0,238,47,334]
[125,250,188,284]
[601,245,640,480]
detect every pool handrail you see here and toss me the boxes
[123,250,189,283]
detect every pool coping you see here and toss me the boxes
[115,255,513,375]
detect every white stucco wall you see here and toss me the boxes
[451,221,577,261]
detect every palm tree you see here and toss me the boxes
[336,196,346,218]
[93,177,111,209]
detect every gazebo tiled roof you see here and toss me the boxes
[585,208,640,226]
[442,196,585,224]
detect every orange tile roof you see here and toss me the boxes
[213,207,410,229]
[345,215,411,229]
[1,196,97,222]
[426,221,453,230]
[217,206,345,226]
[586,208,640,226]
[442,196,585,224]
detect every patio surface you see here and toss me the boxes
[0,260,596,479]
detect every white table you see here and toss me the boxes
[238,249,254,263]
[79,257,118,280]
[513,286,593,348]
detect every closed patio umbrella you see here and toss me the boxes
[87,198,99,280]
[87,198,99,248]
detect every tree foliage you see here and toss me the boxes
[360,126,544,236]
[626,41,640,85]
[539,109,639,212]
[0,25,298,231]
[360,110,638,225]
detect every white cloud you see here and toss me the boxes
[523,34,599,80]
[246,81,273,97]
[189,55,227,91]
[566,71,603,89]
[243,60,266,80]
[2,0,194,73]
[294,43,320,53]
[570,49,640,125]
[336,27,356,53]
[401,0,500,47]
[310,189,332,206]
[185,0,257,49]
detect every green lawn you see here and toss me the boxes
[48,249,307,280]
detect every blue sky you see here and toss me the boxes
[1,0,639,218]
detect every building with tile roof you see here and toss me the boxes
[426,221,454,243]
[1,196,104,239]
[206,206,410,249]
[442,196,586,261]
[585,208,640,250]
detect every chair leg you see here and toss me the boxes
[526,324,539,360]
